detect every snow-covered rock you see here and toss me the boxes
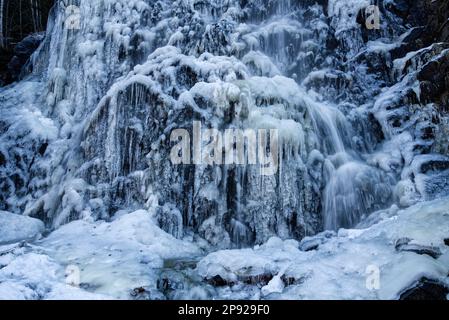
[0,211,44,245]
[0,209,201,300]
[197,197,449,300]
[0,252,112,300]
[261,273,285,297]
[37,209,201,299]
[1,0,449,301]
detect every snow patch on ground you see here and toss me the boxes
[197,197,449,300]
[0,211,45,245]
[1,197,448,300]
[0,209,201,299]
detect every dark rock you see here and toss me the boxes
[0,0,54,85]
[281,275,306,287]
[157,271,187,292]
[400,278,449,300]
[395,238,442,259]
[7,33,45,82]
[300,230,337,252]
[130,286,165,300]
[417,49,449,106]
[400,245,442,259]
[385,0,410,19]
[239,273,273,286]
[0,152,5,167]
[420,159,449,174]
[300,240,320,252]
[206,273,276,288]
[10,173,24,190]
[390,27,426,61]
[207,275,230,287]
[444,238,449,246]
[157,278,171,292]
[395,237,412,250]
[133,287,146,294]
[367,112,385,143]
[38,143,48,156]
[0,47,14,86]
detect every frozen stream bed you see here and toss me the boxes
[1,197,448,300]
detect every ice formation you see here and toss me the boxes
[1,0,394,241]
[1,0,449,300]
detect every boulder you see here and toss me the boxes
[400,278,449,300]
[395,238,442,259]
[0,211,44,245]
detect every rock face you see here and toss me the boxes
[7,33,45,81]
[400,278,449,300]
[0,0,449,248]
[0,0,53,85]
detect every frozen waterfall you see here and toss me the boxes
[1,0,449,301]
[1,0,447,249]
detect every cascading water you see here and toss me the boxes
[1,0,449,301]
[0,0,404,245]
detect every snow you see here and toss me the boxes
[36,209,201,299]
[0,252,111,300]
[1,0,449,301]
[261,273,285,297]
[242,51,281,77]
[0,209,201,300]
[0,81,58,141]
[0,211,44,245]
[197,197,449,300]
[0,125,447,298]
[328,0,370,35]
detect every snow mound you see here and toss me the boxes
[0,211,45,245]
[197,197,449,300]
[0,209,201,300]
[0,252,111,300]
[36,209,201,299]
